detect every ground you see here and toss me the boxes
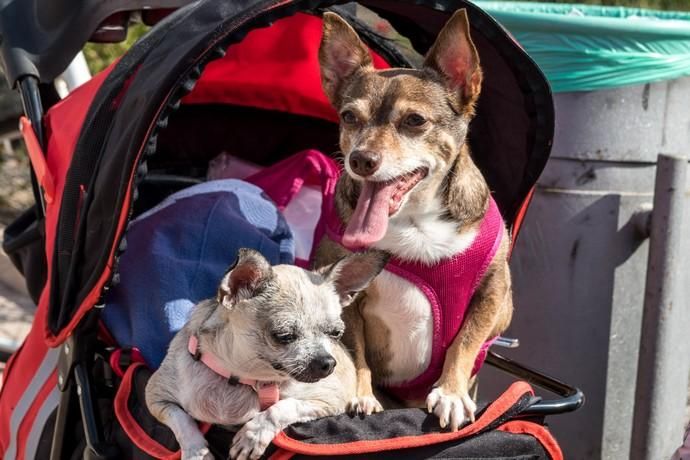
[0,120,35,378]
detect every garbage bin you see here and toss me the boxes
[473,4,690,460]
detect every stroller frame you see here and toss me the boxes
[0,1,584,459]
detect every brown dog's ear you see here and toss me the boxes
[322,251,388,305]
[218,249,273,308]
[423,9,482,107]
[319,12,373,105]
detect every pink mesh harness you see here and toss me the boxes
[248,150,504,401]
[369,199,503,401]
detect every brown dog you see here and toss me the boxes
[314,10,513,431]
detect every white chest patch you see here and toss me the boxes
[364,269,433,385]
[373,196,478,264]
[363,196,480,384]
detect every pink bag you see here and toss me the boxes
[209,149,341,267]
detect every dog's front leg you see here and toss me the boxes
[427,256,512,431]
[148,400,213,460]
[229,398,333,460]
[342,296,383,415]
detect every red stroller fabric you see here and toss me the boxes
[183,12,389,120]
[0,68,112,457]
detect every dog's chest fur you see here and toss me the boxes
[177,356,261,426]
[374,196,479,263]
[362,203,479,385]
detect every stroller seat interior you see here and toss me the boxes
[0,1,583,459]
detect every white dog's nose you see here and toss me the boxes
[309,352,336,378]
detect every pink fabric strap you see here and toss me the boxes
[245,149,342,267]
[188,335,279,410]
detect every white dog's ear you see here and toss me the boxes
[423,9,482,105]
[323,251,388,305]
[319,12,373,105]
[218,249,273,309]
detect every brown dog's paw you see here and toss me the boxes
[347,395,384,415]
[426,387,477,431]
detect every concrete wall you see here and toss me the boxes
[480,77,690,459]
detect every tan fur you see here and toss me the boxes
[316,10,513,429]
[358,285,395,381]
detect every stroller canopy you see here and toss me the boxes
[14,0,552,344]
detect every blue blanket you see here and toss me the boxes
[101,180,295,368]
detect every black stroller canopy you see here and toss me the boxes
[5,0,552,339]
[0,0,191,85]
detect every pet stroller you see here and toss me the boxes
[0,1,584,459]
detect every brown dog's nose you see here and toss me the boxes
[349,150,381,177]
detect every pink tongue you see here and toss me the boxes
[342,181,396,249]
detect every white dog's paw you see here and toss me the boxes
[229,417,277,460]
[181,445,214,460]
[347,395,383,415]
[426,387,477,432]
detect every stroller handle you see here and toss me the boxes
[486,350,585,417]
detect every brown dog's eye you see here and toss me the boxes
[340,110,358,125]
[403,113,427,128]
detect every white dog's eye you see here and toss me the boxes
[272,331,297,345]
[328,329,344,340]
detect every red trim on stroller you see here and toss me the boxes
[498,420,564,460]
[510,186,536,252]
[114,362,211,460]
[114,362,181,459]
[269,381,533,456]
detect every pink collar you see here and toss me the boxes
[188,334,279,410]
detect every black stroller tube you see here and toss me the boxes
[486,351,585,417]
[49,377,74,460]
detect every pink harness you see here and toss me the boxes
[245,150,504,401]
[188,335,280,410]
[322,177,505,402]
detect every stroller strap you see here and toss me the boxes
[19,116,55,204]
